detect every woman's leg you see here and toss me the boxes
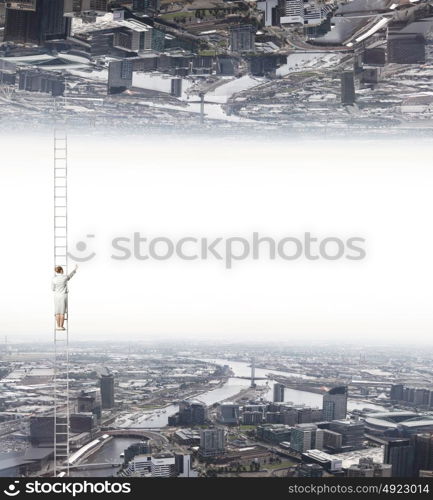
[55,314,60,327]
[59,315,65,328]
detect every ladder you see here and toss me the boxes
[53,129,70,477]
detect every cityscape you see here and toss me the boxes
[0,0,433,134]
[1,0,433,489]
[1,340,433,478]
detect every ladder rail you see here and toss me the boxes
[53,129,70,477]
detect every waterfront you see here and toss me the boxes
[118,357,387,429]
[73,357,388,474]
[70,437,137,477]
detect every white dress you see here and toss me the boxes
[52,269,76,315]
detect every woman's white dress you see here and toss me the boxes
[52,269,76,315]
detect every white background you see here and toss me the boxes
[1,134,432,343]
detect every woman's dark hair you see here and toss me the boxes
[55,266,64,274]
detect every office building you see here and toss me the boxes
[328,420,364,452]
[242,411,264,425]
[363,47,386,66]
[323,429,343,451]
[412,433,433,477]
[279,0,304,25]
[113,24,153,53]
[340,73,355,105]
[297,463,324,477]
[273,383,285,403]
[124,441,152,464]
[257,0,279,27]
[126,454,151,476]
[323,386,348,421]
[199,428,225,458]
[70,0,109,11]
[302,449,343,472]
[77,389,102,421]
[133,0,160,15]
[30,415,67,446]
[4,0,71,45]
[290,424,324,453]
[257,424,292,444]
[387,34,425,64]
[175,453,196,477]
[18,69,64,96]
[108,60,133,95]
[217,402,240,425]
[151,453,176,477]
[347,457,392,477]
[100,372,115,409]
[384,438,415,477]
[230,25,256,53]
[173,428,201,446]
[70,413,96,434]
[171,78,182,98]
[171,400,208,426]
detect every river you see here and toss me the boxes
[116,357,387,429]
[72,357,387,476]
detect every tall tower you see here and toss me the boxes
[100,371,115,409]
[250,357,256,388]
[273,383,285,403]
[322,386,348,421]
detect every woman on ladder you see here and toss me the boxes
[52,265,78,331]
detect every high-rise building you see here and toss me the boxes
[387,34,425,64]
[290,424,324,453]
[133,0,160,15]
[242,411,264,425]
[30,415,67,446]
[328,420,364,452]
[217,402,240,425]
[230,25,256,53]
[107,60,133,95]
[70,413,97,434]
[174,400,207,426]
[171,78,182,98]
[77,389,102,421]
[199,428,225,458]
[273,383,285,403]
[340,72,355,105]
[4,0,71,45]
[100,372,115,409]
[323,386,348,421]
[412,433,433,477]
[175,453,196,477]
[18,69,64,96]
[256,0,279,27]
[279,0,304,25]
[384,438,415,477]
[323,429,343,452]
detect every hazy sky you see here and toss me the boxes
[1,133,432,343]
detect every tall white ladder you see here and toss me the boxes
[53,129,70,477]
